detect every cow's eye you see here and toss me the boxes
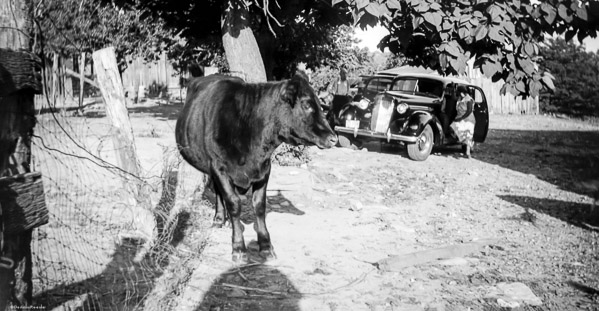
[302,101,313,112]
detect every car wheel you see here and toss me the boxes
[406,124,434,161]
[337,133,360,149]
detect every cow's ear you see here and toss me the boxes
[294,70,310,82]
[282,79,299,106]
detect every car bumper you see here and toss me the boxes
[335,126,418,143]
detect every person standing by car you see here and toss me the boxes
[451,85,476,159]
[327,67,352,127]
[331,67,350,97]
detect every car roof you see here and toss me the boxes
[392,73,473,85]
[376,66,475,86]
[376,66,434,76]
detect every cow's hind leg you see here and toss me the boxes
[212,185,227,228]
[211,167,247,263]
[252,173,276,260]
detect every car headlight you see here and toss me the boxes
[396,102,409,114]
[355,98,370,110]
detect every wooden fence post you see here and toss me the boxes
[79,52,85,109]
[92,47,155,244]
[52,53,59,108]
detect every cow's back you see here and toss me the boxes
[175,75,244,174]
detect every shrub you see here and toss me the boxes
[271,143,311,167]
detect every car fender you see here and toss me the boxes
[338,104,359,120]
[403,112,441,144]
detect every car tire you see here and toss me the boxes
[337,133,360,150]
[406,124,434,161]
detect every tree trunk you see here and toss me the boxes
[0,0,38,309]
[222,0,267,83]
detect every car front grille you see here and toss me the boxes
[371,96,394,133]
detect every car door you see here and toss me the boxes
[471,86,489,142]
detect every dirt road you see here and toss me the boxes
[128,108,598,311]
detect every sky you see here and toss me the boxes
[354,25,599,53]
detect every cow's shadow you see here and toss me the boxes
[498,195,599,230]
[195,264,302,311]
[201,181,305,226]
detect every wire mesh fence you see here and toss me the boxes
[28,91,210,310]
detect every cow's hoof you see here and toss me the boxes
[212,220,230,228]
[259,249,277,261]
[232,252,249,264]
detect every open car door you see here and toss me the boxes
[471,86,489,142]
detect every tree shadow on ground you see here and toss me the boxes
[476,129,599,198]
[355,128,599,198]
[127,102,184,120]
[358,140,468,160]
[498,195,599,230]
[195,264,302,311]
[32,168,187,310]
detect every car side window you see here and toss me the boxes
[472,88,484,104]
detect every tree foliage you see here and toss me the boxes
[124,0,354,79]
[538,38,599,116]
[334,0,599,98]
[35,0,173,69]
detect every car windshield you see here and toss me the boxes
[390,77,444,98]
[365,77,393,92]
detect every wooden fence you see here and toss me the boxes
[36,52,539,115]
[120,54,182,98]
[465,66,539,115]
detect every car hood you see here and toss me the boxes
[384,91,440,105]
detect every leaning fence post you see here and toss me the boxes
[92,46,155,246]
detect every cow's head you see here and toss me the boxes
[278,73,337,148]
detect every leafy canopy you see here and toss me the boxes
[124,0,354,78]
[35,0,173,69]
[334,0,599,97]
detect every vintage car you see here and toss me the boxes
[326,72,397,129]
[333,73,489,161]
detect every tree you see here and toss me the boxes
[385,52,407,69]
[538,38,599,116]
[335,0,599,98]
[124,0,353,81]
[35,0,174,70]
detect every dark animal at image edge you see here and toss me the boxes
[175,73,337,263]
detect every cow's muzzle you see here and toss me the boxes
[318,133,338,149]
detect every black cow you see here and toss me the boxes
[175,73,337,263]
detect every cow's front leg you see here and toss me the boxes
[211,167,247,263]
[252,172,276,260]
